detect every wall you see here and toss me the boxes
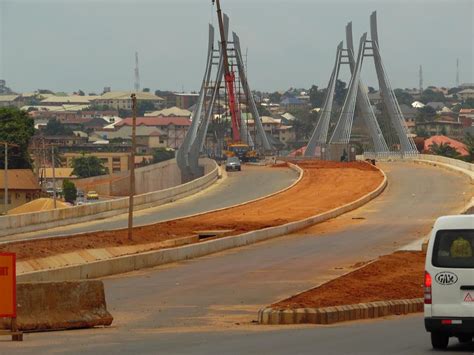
[0,158,218,237]
[75,158,183,197]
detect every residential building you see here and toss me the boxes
[458,89,474,101]
[40,95,95,106]
[79,110,119,119]
[416,120,463,138]
[0,95,23,108]
[426,102,445,110]
[38,167,77,191]
[95,126,167,149]
[31,134,88,148]
[94,91,164,110]
[63,152,130,174]
[278,125,296,144]
[280,97,305,108]
[145,106,192,117]
[459,109,474,128]
[368,91,383,105]
[424,135,468,156]
[0,169,42,211]
[115,116,191,149]
[399,104,417,121]
[174,93,199,109]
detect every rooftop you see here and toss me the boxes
[116,116,191,127]
[98,91,164,101]
[0,169,40,190]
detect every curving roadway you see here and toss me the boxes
[2,165,298,243]
[1,162,471,354]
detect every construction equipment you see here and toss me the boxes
[212,0,258,162]
[213,0,240,143]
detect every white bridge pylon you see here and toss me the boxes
[305,11,417,158]
[177,14,271,180]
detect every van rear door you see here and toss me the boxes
[430,229,474,318]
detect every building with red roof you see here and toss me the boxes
[424,135,468,156]
[115,116,191,149]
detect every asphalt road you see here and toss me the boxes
[2,165,298,243]
[1,162,471,354]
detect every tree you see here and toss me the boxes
[368,86,376,94]
[0,107,35,169]
[43,118,73,136]
[77,90,85,96]
[287,107,318,141]
[420,89,445,104]
[309,85,326,108]
[257,104,272,117]
[415,106,436,123]
[268,91,282,104]
[334,80,347,106]
[152,148,175,164]
[463,132,474,162]
[137,100,155,116]
[71,155,108,178]
[62,179,77,203]
[429,142,461,159]
[142,88,150,93]
[394,89,414,106]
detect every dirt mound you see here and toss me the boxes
[273,251,424,309]
[8,198,69,215]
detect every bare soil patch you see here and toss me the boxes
[273,251,425,310]
[1,161,383,261]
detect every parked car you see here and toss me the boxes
[424,215,474,350]
[225,157,241,172]
[86,191,99,200]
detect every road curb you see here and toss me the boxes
[258,298,423,325]
[17,163,386,282]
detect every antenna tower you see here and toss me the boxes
[134,52,140,92]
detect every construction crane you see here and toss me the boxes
[212,0,259,161]
[212,0,240,142]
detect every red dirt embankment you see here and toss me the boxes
[273,251,425,309]
[1,161,383,261]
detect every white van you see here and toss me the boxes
[424,215,474,350]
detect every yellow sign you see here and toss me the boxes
[0,253,16,317]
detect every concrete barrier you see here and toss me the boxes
[0,281,113,331]
[258,298,424,325]
[18,163,387,282]
[0,158,219,238]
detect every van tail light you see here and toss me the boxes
[424,271,432,304]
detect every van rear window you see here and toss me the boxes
[432,229,474,268]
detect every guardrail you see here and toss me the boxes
[0,159,219,238]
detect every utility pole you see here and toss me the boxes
[127,94,137,241]
[51,145,57,209]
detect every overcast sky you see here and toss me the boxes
[0,0,472,94]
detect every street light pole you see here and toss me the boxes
[128,94,137,241]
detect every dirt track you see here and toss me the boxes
[272,251,424,309]
[1,161,383,261]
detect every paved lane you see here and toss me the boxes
[2,165,297,243]
[2,162,471,354]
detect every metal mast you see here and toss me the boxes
[134,51,140,93]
